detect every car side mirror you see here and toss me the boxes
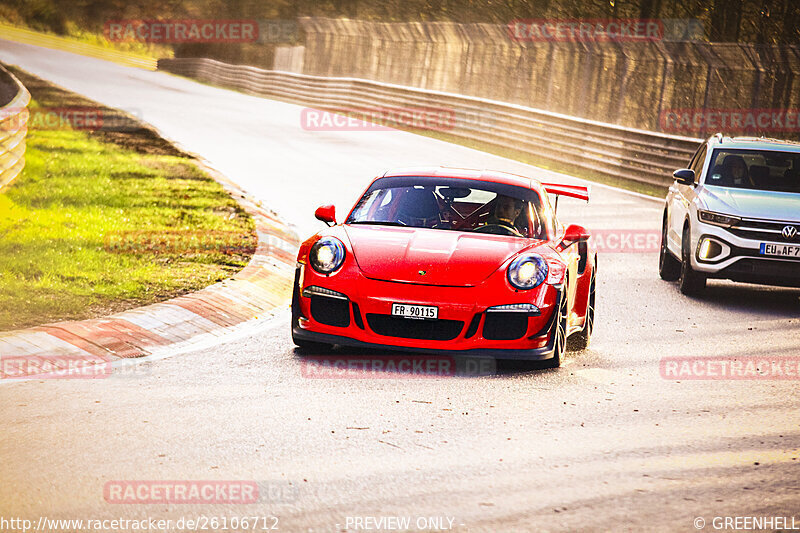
[673,169,696,186]
[315,205,336,226]
[562,224,590,248]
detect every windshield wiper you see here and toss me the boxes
[348,221,407,227]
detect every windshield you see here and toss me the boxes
[346,176,550,239]
[706,149,800,193]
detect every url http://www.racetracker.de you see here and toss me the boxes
[0,515,280,532]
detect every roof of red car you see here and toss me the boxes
[381,167,539,189]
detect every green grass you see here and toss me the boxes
[0,16,172,60]
[61,22,173,58]
[0,70,255,331]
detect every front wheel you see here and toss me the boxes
[543,288,568,368]
[567,273,595,352]
[679,226,706,295]
[659,215,681,281]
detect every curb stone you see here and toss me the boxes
[0,136,300,381]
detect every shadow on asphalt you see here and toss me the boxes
[682,281,800,316]
[292,346,562,378]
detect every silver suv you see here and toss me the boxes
[660,135,800,294]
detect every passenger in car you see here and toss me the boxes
[721,155,752,187]
[395,188,442,228]
[748,164,771,188]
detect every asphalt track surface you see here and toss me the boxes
[1,40,799,532]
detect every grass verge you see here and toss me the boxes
[0,21,169,64]
[0,66,256,331]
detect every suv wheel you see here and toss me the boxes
[679,226,706,295]
[659,215,681,281]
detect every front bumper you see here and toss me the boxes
[291,327,558,360]
[292,266,560,360]
[692,221,800,287]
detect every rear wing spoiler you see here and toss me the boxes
[542,183,590,202]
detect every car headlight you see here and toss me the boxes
[507,254,548,290]
[698,210,741,228]
[309,237,346,274]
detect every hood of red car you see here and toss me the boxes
[343,225,537,287]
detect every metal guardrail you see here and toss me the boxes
[0,66,30,191]
[159,57,703,190]
[0,24,158,71]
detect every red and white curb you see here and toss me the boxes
[0,167,300,381]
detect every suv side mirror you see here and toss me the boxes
[315,205,336,226]
[673,169,696,186]
[562,224,590,247]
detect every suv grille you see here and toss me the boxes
[728,219,800,243]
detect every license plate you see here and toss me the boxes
[391,303,438,320]
[760,243,800,257]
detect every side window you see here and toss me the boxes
[689,145,707,183]
[687,148,699,170]
[537,191,556,239]
[378,189,392,207]
[687,144,703,170]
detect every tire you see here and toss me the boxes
[567,273,595,352]
[659,214,681,281]
[679,225,706,295]
[543,288,568,368]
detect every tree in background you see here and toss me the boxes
[0,0,797,43]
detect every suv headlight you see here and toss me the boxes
[698,210,741,228]
[507,254,548,290]
[309,237,346,274]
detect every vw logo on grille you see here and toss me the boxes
[782,225,798,240]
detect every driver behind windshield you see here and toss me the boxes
[487,195,524,231]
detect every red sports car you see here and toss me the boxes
[291,167,596,366]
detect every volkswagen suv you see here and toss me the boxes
[660,135,800,294]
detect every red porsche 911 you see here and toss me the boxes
[291,167,596,366]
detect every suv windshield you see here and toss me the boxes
[706,149,800,193]
[346,176,551,239]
